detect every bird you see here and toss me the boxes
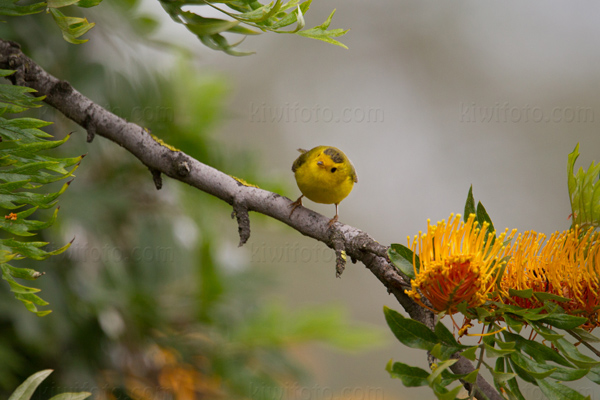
[289,146,358,227]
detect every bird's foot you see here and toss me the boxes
[289,197,303,217]
[327,214,339,228]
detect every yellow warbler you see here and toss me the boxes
[289,146,358,226]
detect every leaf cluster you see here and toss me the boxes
[385,302,600,400]
[158,0,348,55]
[0,0,102,44]
[0,69,81,315]
[384,307,474,400]
[568,143,600,231]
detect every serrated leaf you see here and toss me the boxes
[383,306,438,350]
[8,369,53,400]
[2,264,44,280]
[0,84,77,316]
[296,9,348,49]
[388,243,417,279]
[49,8,95,44]
[0,85,44,114]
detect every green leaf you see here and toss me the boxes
[489,367,517,385]
[0,0,45,16]
[49,393,92,400]
[533,292,571,303]
[460,346,478,361]
[510,352,555,380]
[434,321,462,348]
[386,360,429,387]
[571,327,600,343]
[462,368,479,384]
[432,384,463,400]
[2,264,44,280]
[388,243,418,279]
[181,12,242,35]
[427,359,458,386]
[429,342,462,362]
[542,313,588,330]
[158,0,347,55]
[464,185,476,221]
[383,306,438,350]
[505,366,527,400]
[586,364,600,385]
[8,369,53,400]
[48,8,95,44]
[476,200,495,237]
[0,85,78,315]
[536,378,590,400]
[47,0,80,7]
[567,143,600,229]
[503,331,573,367]
[508,288,533,299]
[296,10,348,49]
[504,315,524,333]
[530,322,564,342]
[555,338,600,369]
[485,343,515,358]
[0,84,44,114]
[77,0,103,7]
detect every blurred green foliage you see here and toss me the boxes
[0,1,379,399]
[0,75,80,316]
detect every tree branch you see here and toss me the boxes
[0,38,502,400]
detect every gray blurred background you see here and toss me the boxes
[110,1,600,398]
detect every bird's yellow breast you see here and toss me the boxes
[292,146,357,205]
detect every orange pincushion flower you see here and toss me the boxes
[501,227,600,329]
[405,214,513,314]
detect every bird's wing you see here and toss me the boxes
[292,149,310,172]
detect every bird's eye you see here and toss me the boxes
[330,167,337,173]
[317,161,324,166]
